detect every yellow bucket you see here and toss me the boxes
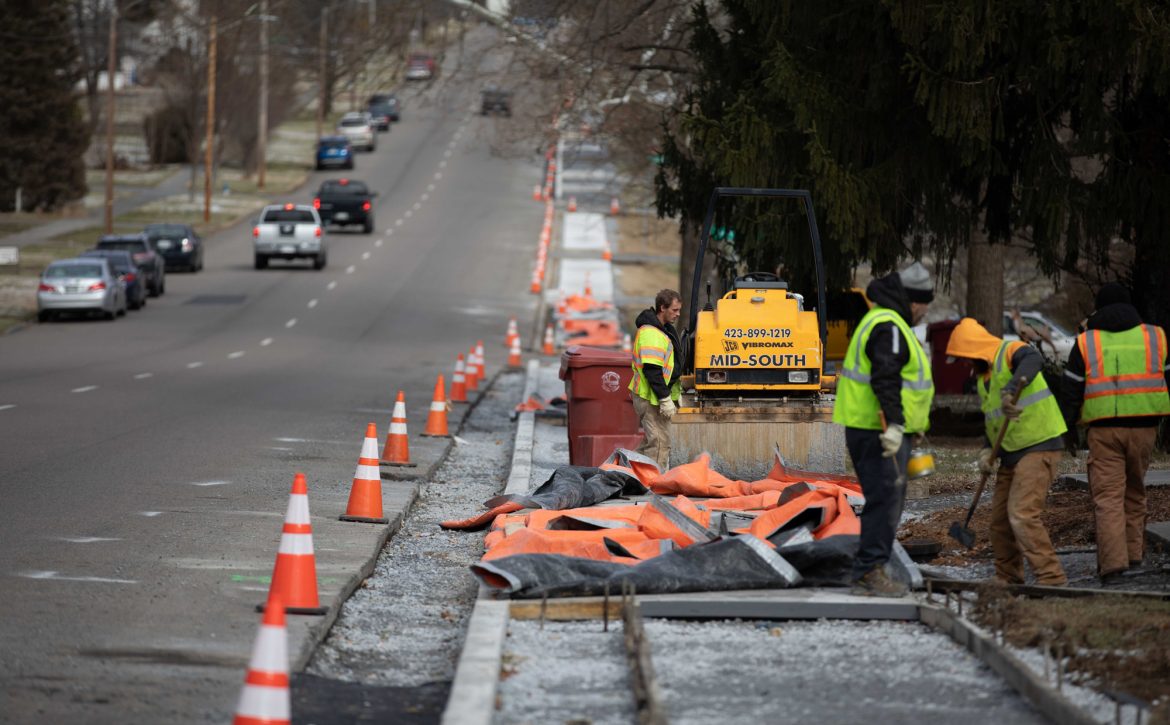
[906,448,935,479]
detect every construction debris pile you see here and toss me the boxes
[441,450,915,598]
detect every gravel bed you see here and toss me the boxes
[306,371,524,686]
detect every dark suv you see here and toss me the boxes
[95,233,166,297]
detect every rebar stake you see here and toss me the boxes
[539,592,547,631]
[603,582,610,633]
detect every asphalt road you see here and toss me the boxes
[0,33,539,723]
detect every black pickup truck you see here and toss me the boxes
[313,178,377,233]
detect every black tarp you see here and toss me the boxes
[482,465,647,511]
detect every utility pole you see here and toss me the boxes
[103,3,117,234]
[204,15,217,223]
[257,0,269,190]
[315,7,328,140]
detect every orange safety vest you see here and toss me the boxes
[1077,324,1170,423]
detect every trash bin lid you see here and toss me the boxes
[559,345,634,379]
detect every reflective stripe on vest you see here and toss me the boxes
[629,324,679,406]
[978,341,1066,452]
[1077,325,1170,423]
[831,307,934,433]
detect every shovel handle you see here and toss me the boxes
[962,379,1025,526]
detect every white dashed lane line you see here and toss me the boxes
[19,570,137,584]
[374,240,383,248]
[395,219,403,227]
[139,511,164,517]
[345,265,356,274]
[443,149,452,158]
[426,183,435,191]
[285,319,297,328]
[72,386,97,394]
[0,404,15,411]
[191,480,230,487]
[361,252,371,260]
[421,193,429,202]
[56,537,120,543]
[186,362,203,369]
[307,299,318,309]
[404,210,413,218]
[260,337,274,346]
[412,202,421,210]
[134,373,153,380]
[327,281,338,290]
[228,351,245,359]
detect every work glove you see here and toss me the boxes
[1001,397,1023,420]
[879,423,904,458]
[977,447,995,476]
[659,399,677,420]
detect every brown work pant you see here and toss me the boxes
[632,395,672,471]
[1087,426,1154,575]
[990,450,1067,586]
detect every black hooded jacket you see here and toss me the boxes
[862,273,915,427]
[1060,303,1170,428]
[634,307,682,400]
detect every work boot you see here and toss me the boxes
[851,567,908,598]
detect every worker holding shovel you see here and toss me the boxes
[946,318,1068,586]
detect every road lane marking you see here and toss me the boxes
[228,351,245,359]
[345,265,356,274]
[374,240,383,248]
[404,210,413,218]
[139,511,164,517]
[72,386,98,393]
[439,160,447,168]
[191,480,230,487]
[274,437,352,445]
[427,183,435,191]
[434,172,442,180]
[19,570,137,584]
[421,193,429,202]
[395,219,403,226]
[361,251,371,260]
[307,299,318,309]
[134,373,153,380]
[387,229,395,236]
[412,202,421,210]
[260,337,274,346]
[56,537,121,543]
[285,318,297,328]
[187,362,203,369]
[444,149,452,158]
[0,404,14,411]
[268,446,293,452]
[327,281,338,290]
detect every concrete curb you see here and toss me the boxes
[441,361,537,725]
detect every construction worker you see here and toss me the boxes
[1060,283,1170,583]
[629,289,683,471]
[946,318,1068,586]
[833,262,935,597]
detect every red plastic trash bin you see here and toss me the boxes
[927,319,973,394]
[559,345,643,466]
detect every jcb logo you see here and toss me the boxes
[722,339,739,352]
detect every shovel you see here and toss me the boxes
[948,382,1023,549]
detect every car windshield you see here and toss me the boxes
[97,240,146,252]
[319,180,369,195]
[1025,315,1073,338]
[369,104,394,116]
[145,225,187,239]
[45,264,103,279]
[263,209,316,223]
[81,254,133,272]
[320,140,348,150]
[340,118,367,127]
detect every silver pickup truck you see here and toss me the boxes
[252,203,327,270]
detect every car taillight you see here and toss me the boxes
[313,198,321,209]
[87,282,107,291]
[38,283,55,292]
[314,227,322,237]
[123,272,137,282]
[253,226,260,238]
[362,201,371,211]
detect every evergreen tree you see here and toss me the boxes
[0,0,90,212]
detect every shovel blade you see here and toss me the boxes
[948,521,976,549]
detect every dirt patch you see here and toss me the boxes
[615,214,679,256]
[969,585,1170,713]
[900,487,1170,566]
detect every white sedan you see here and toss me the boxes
[337,112,376,152]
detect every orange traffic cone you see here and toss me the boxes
[602,241,613,261]
[542,324,555,355]
[532,185,542,202]
[381,391,414,467]
[465,345,480,392]
[508,336,523,368]
[451,353,469,403]
[263,473,326,615]
[568,196,577,212]
[233,594,290,725]
[475,340,487,382]
[340,423,388,524]
[610,196,620,215]
[422,375,451,437]
[622,333,633,353]
[505,317,519,348]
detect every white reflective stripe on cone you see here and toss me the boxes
[390,422,408,434]
[249,625,289,672]
[354,464,380,480]
[236,685,291,720]
[278,532,315,555]
[392,403,407,416]
[430,401,445,412]
[361,439,379,456]
[285,495,310,524]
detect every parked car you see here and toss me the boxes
[480,87,512,116]
[94,233,165,296]
[252,203,326,270]
[143,223,203,272]
[314,178,377,233]
[79,249,147,310]
[37,257,127,321]
[1004,310,1077,364]
[367,93,400,122]
[405,52,436,81]
[337,112,376,152]
[316,136,354,170]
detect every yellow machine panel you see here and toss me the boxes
[694,283,823,395]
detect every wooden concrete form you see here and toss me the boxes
[671,406,846,477]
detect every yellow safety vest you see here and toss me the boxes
[629,324,680,406]
[977,341,1066,452]
[1077,325,1170,423]
[832,307,934,433]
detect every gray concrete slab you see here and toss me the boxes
[1147,521,1170,550]
[1057,468,1170,490]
